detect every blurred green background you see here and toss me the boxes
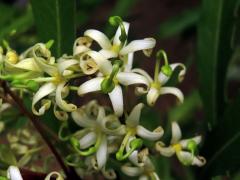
[0,0,239,179]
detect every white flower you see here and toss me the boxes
[78,51,149,116]
[116,103,164,164]
[121,157,160,180]
[7,166,23,180]
[133,62,186,106]
[71,101,125,170]
[155,122,206,167]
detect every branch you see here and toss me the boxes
[0,80,80,180]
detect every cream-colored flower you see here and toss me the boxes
[7,166,23,180]
[155,122,206,167]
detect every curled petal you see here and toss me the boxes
[78,77,103,95]
[96,136,108,169]
[192,156,206,167]
[132,68,153,83]
[32,83,56,115]
[57,59,78,75]
[71,108,96,128]
[101,115,126,135]
[158,63,186,85]
[7,166,23,180]
[180,136,202,148]
[55,82,77,112]
[113,22,130,46]
[159,87,184,103]
[83,51,112,75]
[102,167,117,180]
[176,151,194,166]
[53,104,68,121]
[84,29,112,49]
[137,126,164,141]
[147,87,160,106]
[126,103,144,128]
[155,141,175,157]
[79,132,97,149]
[45,171,64,180]
[171,122,182,144]
[121,164,143,177]
[119,38,156,56]
[5,58,41,72]
[117,72,149,87]
[79,54,98,75]
[108,85,123,117]
[73,37,92,55]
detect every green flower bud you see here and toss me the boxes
[109,16,122,26]
[45,39,54,49]
[161,65,172,77]
[70,137,80,149]
[26,80,40,92]
[130,138,143,149]
[187,139,198,155]
[101,78,115,94]
[11,79,24,85]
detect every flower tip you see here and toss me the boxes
[130,138,143,149]
[45,39,54,49]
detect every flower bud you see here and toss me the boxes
[130,138,143,150]
[187,140,198,155]
[101,78,115,94]
[6,50,18,64]
[26,80,40,92]
[161,65,172,77]
[109,16,122,26]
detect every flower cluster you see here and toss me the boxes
[0,16,206,179]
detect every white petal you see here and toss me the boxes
[132,68,153,83]
[7,166,23,180]
[120,38,156,56]
[126,103,144,128]
[121,165,142,177]
[99,49,117,59]
[100,115,126,135]
[57,59,78,75]
[102,167,117,180]
[180,136,202,148]
[126,136,143,166]
[151,172,160,180]
[155,142,175,157]
[192,156,206,167]
[84,29,112,49]
[159,87,184,103]
[78,77,103,95]
[55,82,77,112]
[84,51,112,75]
[147,87,160,106]
[79,132,97,149]
[171,122,182,144]
[139,175,148,180]
[53,104,68,121]
[71,108,96,128]
[113,22,130,46]
[96,136,107,169]
[137,126,164,141]
[73,36,92,55]
[124,52,134,72]
[176,151,194,166]
[117,72,149,86]
[32,83,56,115]
[108,85,123,116]
[158,63,186,85]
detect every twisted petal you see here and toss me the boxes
[53,104,68,121]
[155,142,175,157]
[158,63,186,85]
[147,87,160,106]
[117,72,149,87]
[171,122,182,144]
[121,165,143,177]
[84,29,112,49]
[102,167,117,180]
[71,108,96,128]
[32,83,56,115]
[113,22,130,46]
[132,68,153,83]
[73,37,92,55]
[78,77,103,95]
[176,151,196,166]
[119,38,156,56]
[137,126,164,141]
[180,136,202,148]
[96,136,108,169]
[7,166,23,180]
[79,132,97,149]
[84,51,112,75]
[126,103,144,128]
[159,87,184,103]
[108,85,123,116]
[5,58,41,72]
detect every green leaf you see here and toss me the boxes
[197,0,239,127]
[157,7,200,39]
[0,144,17,168]
[201,94,240,177]
[30,0,76,57]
